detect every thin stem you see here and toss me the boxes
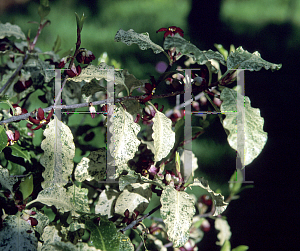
[0,90,185,125]
[119,204,161,233]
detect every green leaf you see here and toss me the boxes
[38,0,50,21]
[220,88,268,166]
[0,215,38,251]
[0,22,26,40]
[75,12,86,32]
[108,106,141,167]
[52,35,61,53]
[119,234,134,251]
[81,79,107,97]
[85,219,120,251]
[164,33,226,73]
[114,29,164,54]
[227,46,282,71]
[19,174,33,200]
[0,165,18,192]
[40,115,75,189]
[114,183,152,215]
[229,169,243,195]
[160,186,195,247]
[152,109,175,162]
[8,144,32,163]
[123,70,149,94]
[41,206,56,222]
[232,245,249,251]
[220,240,231,251]
[0,126,7,153]
[215,44,229,61]
[189,178,228,216]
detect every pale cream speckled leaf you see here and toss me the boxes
[26,184,89,215]
[115,29,164,54]
[152,110,175,162]
[189,178,228,216]
[220,88,268,166]
[160,186,195,247]
[0,165,18,192]
[75,148,107,182]
[227,46,282,71]
[40,115,75,189]
[215,218,232,246]
[115,183,152,216]
[109,106,141,167]
[41,225,99,251]
[0,22,26,40]
[95,188,120,218]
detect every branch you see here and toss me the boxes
[119,204,161,233]
[0,90,185,125]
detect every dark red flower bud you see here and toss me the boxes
[76,49,96,64]
[29,217,38,227]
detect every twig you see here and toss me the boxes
[119,204,161,233]
[0,90,185,125]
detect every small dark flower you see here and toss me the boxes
[10,104,28,122]
[56,56,68,69]
[66,64,81,78]
[29,108,54,130]
[14,77,33,93]
[140,76,157,104]
[6,130,20,146]
[156,26,184,38]
[76,48,96,64]
[142,103,164,124]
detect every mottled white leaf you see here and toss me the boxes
[75,148,107,182]
[115,29,164,54]
[164,33,226,73]
[152,110,175,162]
[109,106,141,166]
[215,218,232,246]
[220,88,268,166]
[0,215,37,251]
[71,63,128,96]
[115,183,152,216]
[0,165,18,192]
[160,186,195,247]
[189,178,228,216]
[0,22,26,40]
[41,225,99,251]
[28,208,49,237]
[95,188,120,218]
[227,46,282,71]
[27,184,89,215]
[40,115,75,189]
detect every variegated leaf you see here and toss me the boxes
[26,184,89,215]
[152,110,175,162]
[109,106,141,167]
[189,178,228,216]
[160,186,195,247]
[220,87,268,166]
[40,115,75,189]
[115,183,152,216]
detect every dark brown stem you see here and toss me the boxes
[119,204,161,233]
[0,90,185,125]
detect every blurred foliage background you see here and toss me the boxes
[1,0,298,250]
